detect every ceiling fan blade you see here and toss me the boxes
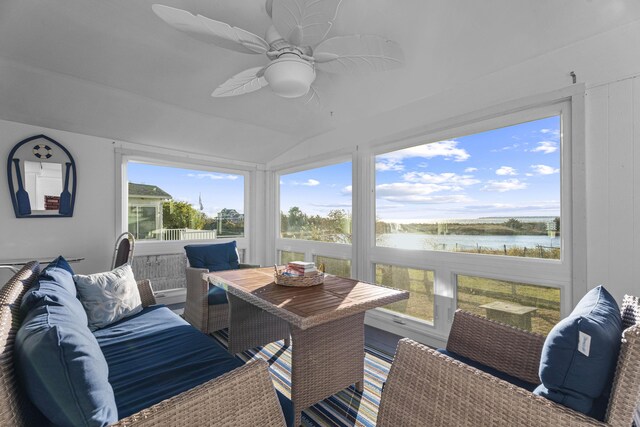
[314,35,404,74]
[271,0,342,47]
[211,67,269,97]
[266,0,273,18]
[299,85,322,109]
[152,4,269,54]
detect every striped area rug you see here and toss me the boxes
[211,330,393,427]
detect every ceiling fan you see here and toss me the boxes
[152,0,404,100]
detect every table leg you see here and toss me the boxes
[290,312,366,426]
[227,293,290,354]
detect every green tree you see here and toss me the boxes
[163,201,206,230]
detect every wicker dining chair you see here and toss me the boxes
[183,242,260,333]
[377,296,640,427]
[112,232,135,269]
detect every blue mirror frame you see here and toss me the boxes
[7,134,77,218]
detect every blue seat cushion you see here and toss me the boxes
[15,302,117,426]
[534,285,622,420]
[208,284,229,305]
[94,306,244,417]
[185,241,239,272]
[437,349,539,392]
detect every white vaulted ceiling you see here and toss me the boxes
[0,0,639,163]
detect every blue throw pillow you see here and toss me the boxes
[20,256,84,321]
[185,241,239,272]
[15,303,118,426]
[43,255,75,276]
[534,285,622,420]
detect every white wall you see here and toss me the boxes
[0,120,117,281]
[586,77,640,302]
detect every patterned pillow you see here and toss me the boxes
[74,264,143,331]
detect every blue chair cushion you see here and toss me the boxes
[185,241,239,272]
[15,302,117,426]
[208,284,229,305]
[437,349,539,392]
[534,285,622,420]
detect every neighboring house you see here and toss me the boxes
[128,183,172,240]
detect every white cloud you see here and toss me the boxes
[291,179,320,186]
[378,188,473,204]
[495,166,518,176]
[491,143,520,153]
[402,172,480,187]
[481,179,527,192]
[187,173,238,180]
[531,141,558,154]
[342,185,352,195]
[376,182,472,204]
[375,160,404,172]
[530,164,559,175]
[540,128,560,139]
[464,167,478,173]
[376,140,470,171]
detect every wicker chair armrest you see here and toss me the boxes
[111,359,286,427]
[446,310,544,384]
[239,263,260,269]
[136,279,156,307]
[184,266,211,333]
[377,338,603,427]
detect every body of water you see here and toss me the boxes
[377,233,560,251]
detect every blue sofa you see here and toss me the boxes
[0,261,292,427]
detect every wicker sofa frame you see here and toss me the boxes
[377,302,640,427]
[0,262,286,426]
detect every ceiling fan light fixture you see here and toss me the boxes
[263,54,316,98]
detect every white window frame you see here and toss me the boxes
[275,156,354,276]
[115,149,254,259]
[362,92,585,348]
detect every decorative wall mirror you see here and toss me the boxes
[7,134,77,218]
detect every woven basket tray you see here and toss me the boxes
[274,268,324,287]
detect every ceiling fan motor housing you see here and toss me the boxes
[263,53,316,98]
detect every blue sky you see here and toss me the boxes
[128,162,244,218]
[281,116,561,222]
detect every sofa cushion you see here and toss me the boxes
[185,241,239,272]
[20,256,87,324]
[45,254,76,276]
[534,285,622,420]
[74,264,143,331]
[94,305,243,417]
[437,349,539,392]
[15,302,117,427]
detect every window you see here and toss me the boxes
[127,161,244,241]
[375,116,561,259]
[280,250,305,264]
[315,256,351,277]
[375,264,435,323]
[280,161,352,244]
[457,275,560,335]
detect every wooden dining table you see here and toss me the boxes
[207,267,409,426]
